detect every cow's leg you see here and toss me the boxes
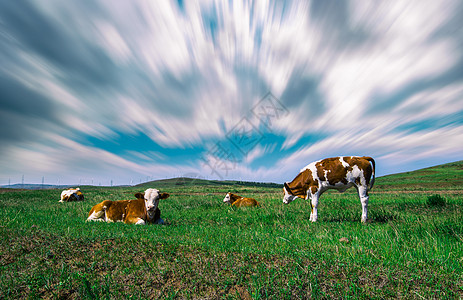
[87,208,105,222]
[154,218,165,225]
[307,193,314,221]
[309,193,319,222]
[135,218,146,225]
[357,185,369,223]
[124,215,146,225]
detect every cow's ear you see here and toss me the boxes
[284,182,294,195]
[135,192,144,199]
[160,193,170,199]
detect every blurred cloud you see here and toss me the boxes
[0,0,462,185]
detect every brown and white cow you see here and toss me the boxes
[283,156,375,222]
[86,188,169,225]
[223,192,260,207]
[60,188,84,202]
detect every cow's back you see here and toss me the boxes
[87,199,129,222]
[288,156,375,197]
[106,200,131,222]
[314,156,373,188]
[232,198,260,207]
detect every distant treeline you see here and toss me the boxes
[168,178,282,188]
[234,181,282,188]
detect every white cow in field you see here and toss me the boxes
[283,156,375,222]
[60,188,84,202]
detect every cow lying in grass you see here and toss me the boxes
[86,188,169,225]
[283,156,375,222]
[60,188,84,202]
[223,192,260,207]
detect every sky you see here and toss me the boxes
[1,0,463,186]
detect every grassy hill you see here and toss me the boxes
[375,160,463,191]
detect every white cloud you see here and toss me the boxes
[0,131,195,186]
[245,143,277,164]
[281,132,303,150]
[393,83,463,120]
[1,0,462,185]
[94,21,132,63]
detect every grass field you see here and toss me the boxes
[1,161,462,299]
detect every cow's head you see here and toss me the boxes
[72,188,84,201]
[283,182,299,204]
[135,188,170,212]
[223,192,232,204]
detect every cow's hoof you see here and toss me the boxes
[155,218,165,225]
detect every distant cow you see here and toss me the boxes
[223,192,260,207]
[60,188,84,202]
[86,188,169,225]
[283,156,375,222]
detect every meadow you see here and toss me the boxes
[1,161,462,299]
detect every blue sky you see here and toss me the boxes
[1,0,462,186]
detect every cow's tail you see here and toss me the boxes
[363,156,375,190]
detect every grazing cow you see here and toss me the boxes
[223,192,260,207]
[60,188,84,202]
[283,156,375,222]
[86,188,169,225]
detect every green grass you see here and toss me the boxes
[1,163,463,299]
[375,160,463,191]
